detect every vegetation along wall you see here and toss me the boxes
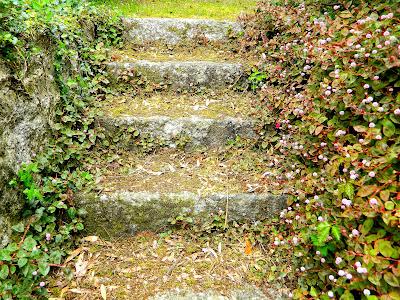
[243,0,399,298]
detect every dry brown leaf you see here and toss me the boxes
[100,284,107,300]
[65,247,82,264]
[82,236,99,243]
[75,253,89,277]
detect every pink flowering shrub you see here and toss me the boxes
[243,0,399,298]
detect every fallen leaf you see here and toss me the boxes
[65,247,82,264]
[100,284,107,300]
[82,236,99,243]
[245,239,252,255]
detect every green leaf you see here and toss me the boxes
[339,290,355,300]
[344,182,354,199]
[384,201,395,211]
[17,257,28,268]
[361,219,374,235]
[310,287,318,297]
[384,272,400,287]
[0,265,9,280]
[377,240,396,258]
[22,236,37,252]
[12,222,25,233]
[38,261,50,276]
[0,249,12,261]
[331,226,341,241]
[382,119,396,137]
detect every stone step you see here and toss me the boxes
[78,149,287,236]
[123,18,242,45]
[108,60,245,91]
[100,115,256,149]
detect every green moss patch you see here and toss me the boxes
[93,0,258,20]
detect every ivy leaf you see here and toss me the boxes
[384,272,400,287]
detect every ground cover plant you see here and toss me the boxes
[91,0,258,20]
[0,0,122,298]
[243,0,399,298]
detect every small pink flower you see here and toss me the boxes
[39,282,46,288]
[369,171,376,177]
[370,198,378,206]
[335,257,343,264]
[352,229,359,236]
[364,84,370,89]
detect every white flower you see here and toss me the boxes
[364,84,370,89]
[355,261,361,268]
[352,229,359,236]
[318,216,324,222]
[333,5,340,10]
[357,267,368,274]
[350,62,357,67]
[335,257,343,264]
[369,171,376,177]
[325,90,332,96]
[346,273,353,280]
[376,135,382,140]
[338,270,345,276]
[321,258,326,263]
[394,108,400,115]
[372,50,378,55]
[328,291,334,298]
[339,111,345,115]
[329,275,335,281]
[300,266,306,272]
[314,195,319,200]
[369,122,375,128]
[384,31,390,36]
[364,289,371,296]
[366,33,372,39]
[347,89,353,94]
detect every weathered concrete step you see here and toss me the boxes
[78,191,287,236]
[78,149,287,236]
[150,288,287,300]
[123,18,242,45]
[101,91,257,119]
[107,60,245,90]
[100,115,257,148]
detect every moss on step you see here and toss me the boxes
[87,148,270,194]
[109,44,256,64]
[101,90,256,119]
[93,0,258,20]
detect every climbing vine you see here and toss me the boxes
[244,0,399,298]
[0,0,122,298]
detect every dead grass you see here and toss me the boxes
[49,229,291,299]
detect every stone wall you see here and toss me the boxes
[0,39,60,246]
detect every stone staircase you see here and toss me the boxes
[78,17,286,240]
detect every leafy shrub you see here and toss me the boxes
[0,0,122,298]
[243,0,399,298]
